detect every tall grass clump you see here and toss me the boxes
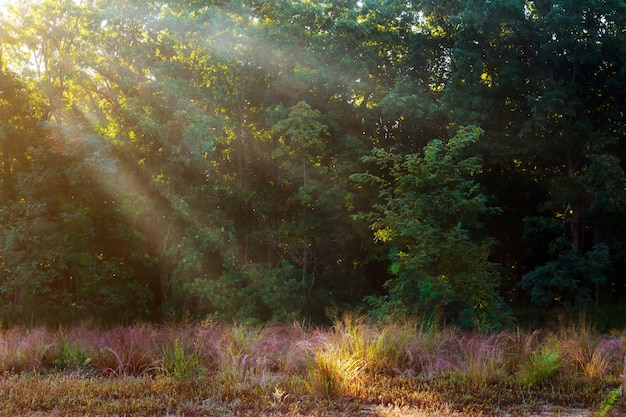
[372,320,420,374]
[95,325,159,376]
[498,328,542,375]
[216,323,258,388]
[557,319,623,379]
[154,320,228,380]
[181,320,224,375]
[453,332,506,390]
[333,315,385,369]
[53,326,99,371]
[305,315,379,399]
[250,322,313,396]
[516,339,562,388]
[0,327,56,372]
[305,315,452,398]
[621,355,626,395]
[309,345,364,400]
[371,317,449,376]
[158,338,201,379]
[250,322,305,373]
[213,322,291,400]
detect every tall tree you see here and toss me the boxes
[352,126,506,329]
[441,0,626,307]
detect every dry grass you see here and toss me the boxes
[0,317,625,416]
[557,321,625,379]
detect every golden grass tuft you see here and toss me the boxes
[557,321,624,379]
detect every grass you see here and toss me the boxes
[0,317,625,416]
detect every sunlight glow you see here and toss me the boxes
[0,0,41,14]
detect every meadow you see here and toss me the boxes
[0,316,625,416]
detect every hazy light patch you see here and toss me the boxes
[0,0,43,15]
[0,0,23,11]
[3,0,356,288]
[49,118,193,267]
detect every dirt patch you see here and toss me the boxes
[360,404,593,417]
[527,406,591,417]
[361,404,473,416]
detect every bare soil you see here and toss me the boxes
[360,404,593,417]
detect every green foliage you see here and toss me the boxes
[186,260,306,322]
[0,0,624,326]
[159,338,202,380]
[443,0,626,310]
[517,344,562,388]
[596,387,621,417]
[353,126,506,329]
[54,342,92,370]
[519,243,611,308]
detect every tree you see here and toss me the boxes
[0,66,153,324]
[0,0,161,323]
[352,126,506,329]
[519,243,611,308]
[270,101,328,287]
[440,0,626,307]
[3,0,624,326]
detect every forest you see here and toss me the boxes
[0,0,624,329]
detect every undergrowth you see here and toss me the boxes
[0,317,625,416]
